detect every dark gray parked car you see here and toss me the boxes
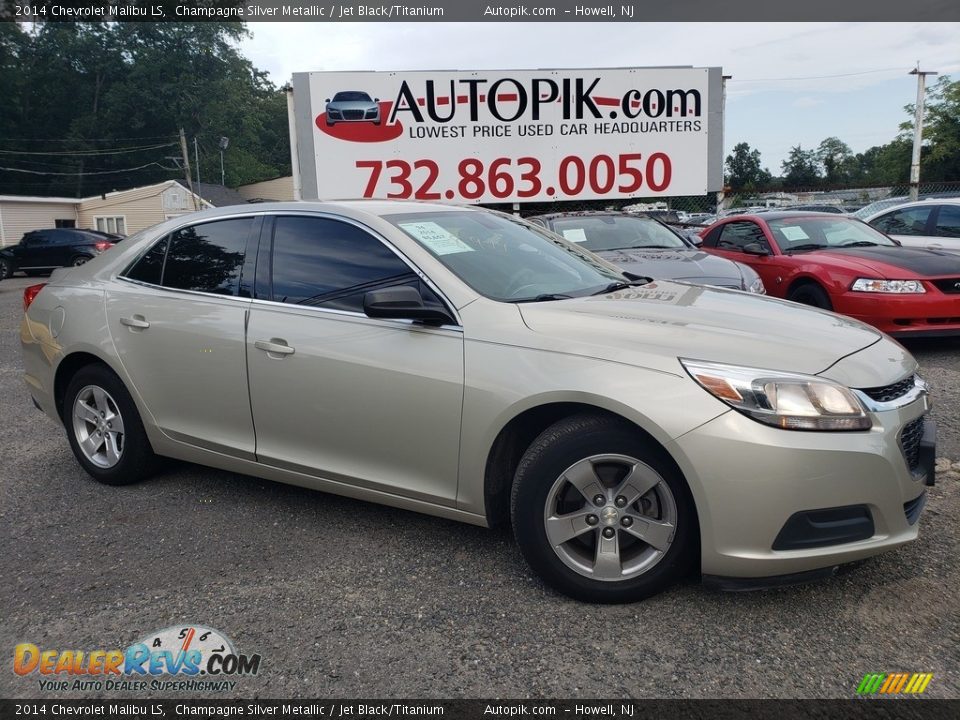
[527,212,766,293]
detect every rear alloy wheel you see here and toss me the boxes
[512,414,696,603]
[72,255,91,267]
[788,283,833,310]
[64,364,159,485]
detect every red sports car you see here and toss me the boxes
[698,211,960,337]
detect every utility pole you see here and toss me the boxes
[717,74,732,213]
[179,128,199,211]
[194,137,203,205]
[908,66,937,201]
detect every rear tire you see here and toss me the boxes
[511,414,697,603]
[788,282,833,310]
[71,255,92,267]
[0,259,10,280]
[63,364,159,486]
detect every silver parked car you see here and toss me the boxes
[20,201,934,602]
[324,90,381,126]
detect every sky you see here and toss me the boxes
[240,22,960,172]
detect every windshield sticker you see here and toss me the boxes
[561,228,588,243]
[779,226,810,242]
[398,221,475,255]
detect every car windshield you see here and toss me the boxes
[333,92,372,102]
[548,215,688,252]
[385,211,627,302]
[768,217,898,252]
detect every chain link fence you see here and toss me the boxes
[486,181,960,230]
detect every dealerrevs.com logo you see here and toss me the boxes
[13,625,261,693]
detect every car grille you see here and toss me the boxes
[342,110,365,120]
[931,278,960,294]
[860,375,915,403]
[903,492,926,526]
[900,416,925,473]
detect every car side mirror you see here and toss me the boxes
[742,242,770,256]
[325,98,330,103]
[363,285,454,326]
[374,97,380,102]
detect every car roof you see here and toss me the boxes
[725,211,848,222]
[158,200,480,223]
[868,198,960,213]
[526,211,642,221]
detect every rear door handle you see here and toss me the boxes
[254,339,295,356]
[120,315,150,330]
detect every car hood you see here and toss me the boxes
[807,246,960,277]
[595,247,743,285]
[518,280,884,379]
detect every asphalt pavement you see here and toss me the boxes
[0,275,957,700]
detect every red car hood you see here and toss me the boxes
[802,246,960,278]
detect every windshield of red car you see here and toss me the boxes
[767,217,898,252]
[548,215,688,252]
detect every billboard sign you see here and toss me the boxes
[291,67,724,203]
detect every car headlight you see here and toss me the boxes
[851,278,925,294]
[680,359,871,431]
[736,263,765,294]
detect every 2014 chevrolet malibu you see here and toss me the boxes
[20,202,935,602]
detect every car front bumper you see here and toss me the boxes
[835,290,960,336]
[668,391,932,579]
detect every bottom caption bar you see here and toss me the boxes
[1,700,957,720]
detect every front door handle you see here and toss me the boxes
[254,339,295,356]
[120,315,150,330]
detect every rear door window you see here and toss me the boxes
[933,206,960,239]
[161,218,255,296]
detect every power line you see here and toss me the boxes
[0,142,177,157]
[730,67,906,83]
[0,135,180,143]
[0,162,179,176]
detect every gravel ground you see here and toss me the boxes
[0,275,957,700]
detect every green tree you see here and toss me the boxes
[817,137,855,185]
[725,142,773,191]
[780,145,821,187]
[0,22,290,197]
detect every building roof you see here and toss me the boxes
[182,182,248,207]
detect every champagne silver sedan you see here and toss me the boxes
[19,201,935,602]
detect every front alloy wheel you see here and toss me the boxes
[512,414,695,603]
[544,454,677,581]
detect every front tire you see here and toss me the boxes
[511,414,696,603]
[0,258,11,280]
[63,364,159,486]
[788,282,833,310]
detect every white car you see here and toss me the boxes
[864,199,960,253]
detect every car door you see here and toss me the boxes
[245,213,465,506]
[17,231,55,270]
[868,205,935,248]
[703,220,786,295]
[106,216,260,458]
[929,205,960,252]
